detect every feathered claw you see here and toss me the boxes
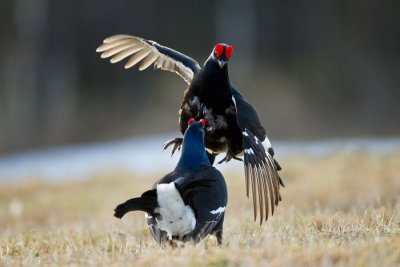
[217,151,243,164]
[162,138,183,156]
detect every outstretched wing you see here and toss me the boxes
[231,87,284,224]
[96,35,201,84]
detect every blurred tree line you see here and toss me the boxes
[0,0,399,154]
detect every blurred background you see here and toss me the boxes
[1,3,399,264]
[0,0,399,181]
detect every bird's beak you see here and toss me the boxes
[218,59,226,69]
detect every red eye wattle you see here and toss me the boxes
[214,44,223,58]
[188,118,195,125]
[199,119,206,127]
[225,45,233,59]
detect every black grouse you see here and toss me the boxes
[97,35,284,224]
[114,119,228,245]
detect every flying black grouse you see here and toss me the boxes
[97,35,284,224]
[114,119,228,245]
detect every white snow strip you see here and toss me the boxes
[231,96,237,106]
[242,130,249,136]
[2,135,399,184]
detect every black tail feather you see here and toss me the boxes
[114,189,158,219]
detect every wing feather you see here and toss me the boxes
[232,89,284,223]
[100,43,138,59]
[97,35,201,84]
[96,39,134,52]
[244,164,250,197]
[260,165,269,222]
[249,165,257,221]
[256,166,264,225]
[124,49,151,69]
[103,35,135,43]
[110,46,143,63]
[139,53,158,70]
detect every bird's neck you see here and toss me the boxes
[193,61,231,102]
[202,60,230,85]
[176,135,210,171]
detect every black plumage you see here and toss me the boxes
[114,120,228,245]
[97,35,284,224]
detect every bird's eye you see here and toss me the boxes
[199,119,206,127]
[225,45,233,59]
[188,118,195,125]
[214,44,223,58]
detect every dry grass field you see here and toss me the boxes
[1,152,399,266]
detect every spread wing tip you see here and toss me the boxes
[96,34,197,84]
[242,129,284,224]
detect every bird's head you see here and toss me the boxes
[211,43,233,69]
[177,117,209,169]
[186,117,206,138]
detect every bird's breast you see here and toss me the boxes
[190,71,232,111]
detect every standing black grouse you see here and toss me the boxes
[97,35,284,224]
[114,119,228,245]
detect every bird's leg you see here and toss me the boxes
[217,150,243,164]
[162,138,183,156]
[166,239,178,248]
[231,154,243,162]
[211,217,224,245]
[215,230,223,246]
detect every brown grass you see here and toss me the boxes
[0,152,399,266]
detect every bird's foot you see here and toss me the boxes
[162,138,183,156]
[167,239,178,248]
[217,152,243,164]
